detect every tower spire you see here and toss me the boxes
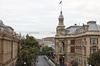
[59,0,63,18]
[58,0,64,26]
[59,11,63,18]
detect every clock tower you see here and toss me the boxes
[56,11,66,35]
[55,11,66,64]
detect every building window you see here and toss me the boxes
[92,49,96,53]
[90,46,98,54]
[90,38,98,44]
[71,40,75,45]
[71,47,75,53]
[92,38,96,44]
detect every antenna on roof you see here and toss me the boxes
[75,24,77,26]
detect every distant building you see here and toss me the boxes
[37,39,43,45]
[54,11,100,66]
[0,20,21,66]
[42,37,55,49]
[37,37,55,52]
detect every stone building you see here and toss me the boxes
[54,11,100,66]
[0,20,21,66]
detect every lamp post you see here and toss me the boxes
[62,56,64,66]
[70,57,73,66]
[24,62,26,66]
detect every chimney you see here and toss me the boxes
[83,24,88,32]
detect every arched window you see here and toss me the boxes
[91,46,98,54]
[62,41,64,51]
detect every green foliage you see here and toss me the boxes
[42,46,53,56]
[16,34,40,66]
[88,50,100,66]
[72,61,78,66]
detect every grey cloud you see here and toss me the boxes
[0,0,100,38]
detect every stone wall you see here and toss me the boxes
[0,28,21,66]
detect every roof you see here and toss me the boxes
[87,21,99,31]
[66,25,81,34]
[42,37,54,39]
[66,21,100,34]
[0,20,14,32]
[97,25,100,30]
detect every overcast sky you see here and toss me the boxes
[0,0,100,39]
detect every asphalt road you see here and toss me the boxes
[35,56,51,66]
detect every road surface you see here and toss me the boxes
[35,56,51,66]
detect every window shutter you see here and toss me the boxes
[90,38,91,44]
[97,38,98,44]
[78,40,79,44]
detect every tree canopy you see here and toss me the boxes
[16,34,40,66]
[42,46,54,56]
[88,50,100,66]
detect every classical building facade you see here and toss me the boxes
[0,20,21,66]
[54,11,100,66]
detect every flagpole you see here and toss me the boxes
[61,0,62,11]
[59,0,62,12]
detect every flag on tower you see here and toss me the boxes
[59,1,62,4]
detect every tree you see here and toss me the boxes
[88,50,100,66]
[42,46,53,56]
[16,34,40,66]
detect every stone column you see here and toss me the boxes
[64,40,67,64]
[64,55,67,64]
[55,54,58,62]
[86,37,90,57]
[98,37,100,49]
[1,39,4,64]
[82,46,84,56]
[57,55,60,64]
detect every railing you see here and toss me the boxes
[44,56,56,66]
[47,56,61,66]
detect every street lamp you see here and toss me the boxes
[62,56,64,66]
[71,57,73,61]
[70,57,73,66]
[24,62,26,66]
